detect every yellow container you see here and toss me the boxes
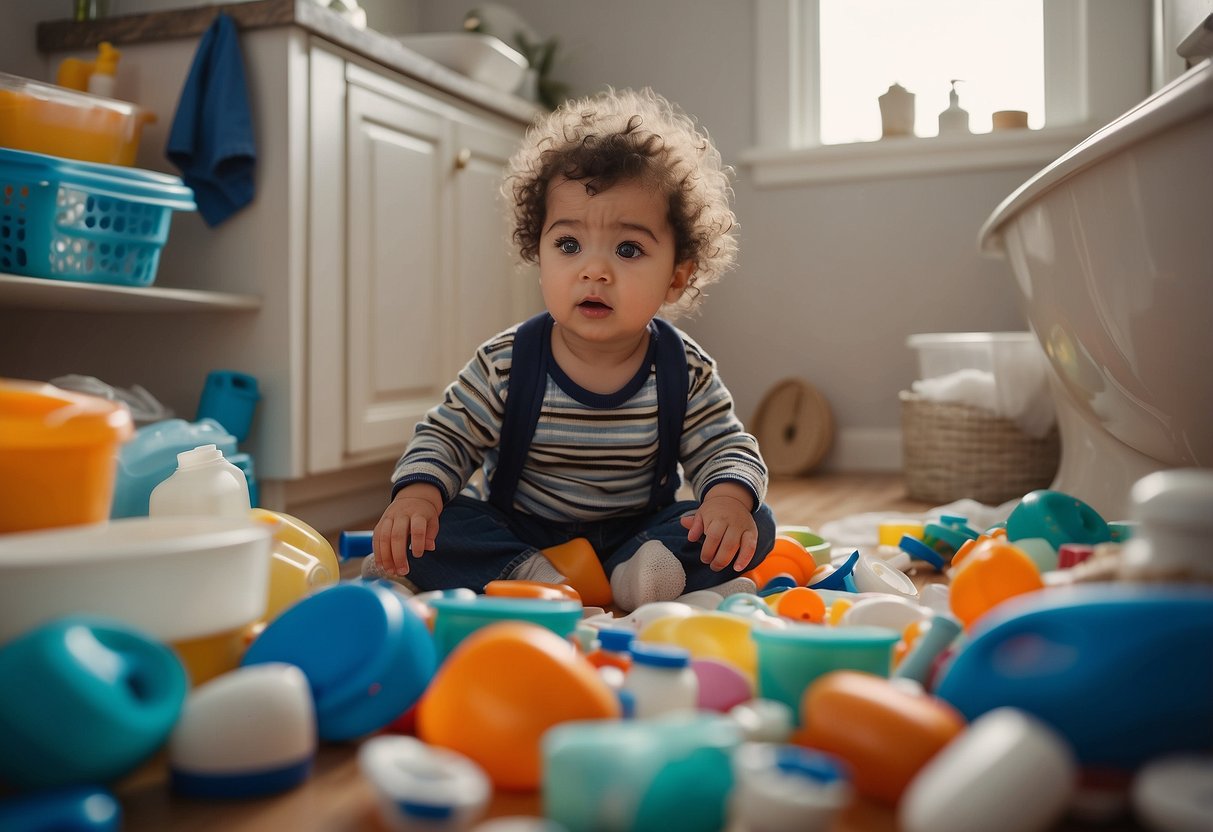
[250,508,340,584]
[0,71,154,166]
[0,378,133,533]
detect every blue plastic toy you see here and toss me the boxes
[339,529,374,561]
[241,583,437,741]
[807,550,860,591]
[0,787,121,832]
[196,370,261,443]
[0,617,187,789]
[935,584,1213,770]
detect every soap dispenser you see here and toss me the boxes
[87,41,121,98]
[937,79,970,135]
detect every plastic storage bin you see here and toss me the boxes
[0,72,154,166]
[906,332,1050,420]
[0,147,195,286]
[0,378,133,533]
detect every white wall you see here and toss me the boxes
[3,0,1202,472]
[417,0,1071,469]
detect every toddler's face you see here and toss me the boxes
[538,177,693,349]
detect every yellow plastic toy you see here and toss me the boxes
[639,611,761,680]
[250,509,340,621]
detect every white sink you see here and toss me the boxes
[395,32,528,94]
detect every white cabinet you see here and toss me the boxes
[14,27,538,530]
[308,52,535,473]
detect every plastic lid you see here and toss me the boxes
[0,147,196,212]
[0,378,132,448]
[596,628,635,652]
[1131,469,1213,532]
[628,641,690,668]
[177,444,223,468]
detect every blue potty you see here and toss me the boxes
[196,371,261,443]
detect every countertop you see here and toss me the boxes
[36,0,544,125]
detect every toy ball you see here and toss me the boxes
[417,621,620,791]
[169,663,316,798]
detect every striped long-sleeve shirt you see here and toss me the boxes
[391,319,768,522]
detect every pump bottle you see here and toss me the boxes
[937,79,970,135]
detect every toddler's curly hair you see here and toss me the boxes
[503,87,736,316]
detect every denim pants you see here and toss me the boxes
[403,495,777,594]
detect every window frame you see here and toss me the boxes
[746,0,1152,186]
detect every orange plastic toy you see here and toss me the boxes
[485,579,581,603]
[793,670,966,804]
[0,379,133,533]
[769,586,827,623]
[417,621,619,791]
[540,538,612,607]
[745,535,818,588]
[949,540,1044,629]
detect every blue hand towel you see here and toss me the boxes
[166,13,256,227]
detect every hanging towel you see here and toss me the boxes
[166,13,256,227]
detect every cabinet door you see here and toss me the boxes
[344,83,451,456]
[449,115,540,375]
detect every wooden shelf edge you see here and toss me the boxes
[0,273,262,313]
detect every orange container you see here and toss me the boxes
[0,379,133,533]
[0,72,154,166]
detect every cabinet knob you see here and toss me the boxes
[454,148,472,170]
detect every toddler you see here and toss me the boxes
[366,88,776,611]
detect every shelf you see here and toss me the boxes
[0,273,262,313]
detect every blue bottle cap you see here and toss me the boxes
[597,628,635,652]
[629,641,690,668]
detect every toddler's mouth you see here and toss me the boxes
[578,299,612,311]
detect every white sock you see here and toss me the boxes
[610,540,687,612]
[360,555,421,595]
[706,576,758,598]
[508,553,567,585]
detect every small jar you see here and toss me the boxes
[586,628,634,672]
[621,642,696,719]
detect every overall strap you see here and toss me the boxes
[649,317,688,509]
[489,312,552,512]
[490,314,689,513]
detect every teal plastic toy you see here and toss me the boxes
[1005,490,1112,550]
[0,617,187,789]
[428,596,582,660]
[543,713,740,832]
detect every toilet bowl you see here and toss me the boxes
[980,59,1213,520]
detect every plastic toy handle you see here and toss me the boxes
[338,530,373,561]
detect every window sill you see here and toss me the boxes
[739,123,1098,187]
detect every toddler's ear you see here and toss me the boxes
[667,260,695,301]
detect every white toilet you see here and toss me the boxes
[980,59,1213,520]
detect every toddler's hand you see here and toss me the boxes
[373,483,442,576]
[680,483,758,573]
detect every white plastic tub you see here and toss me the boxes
[0,516,272,644]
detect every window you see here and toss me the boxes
[818,0,1043,143]
[747,0,1152,185]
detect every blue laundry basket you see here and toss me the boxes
[0,147,195,286]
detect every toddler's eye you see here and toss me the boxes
[617,242,643,259]
[556,237,580,254]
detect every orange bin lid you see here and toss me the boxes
[0,378,133,448]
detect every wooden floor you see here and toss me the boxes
[114,474,936,831]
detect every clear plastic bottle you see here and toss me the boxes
[621,642,697,719]
[149,444,251,517]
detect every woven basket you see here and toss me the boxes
[900,391,1060,505]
